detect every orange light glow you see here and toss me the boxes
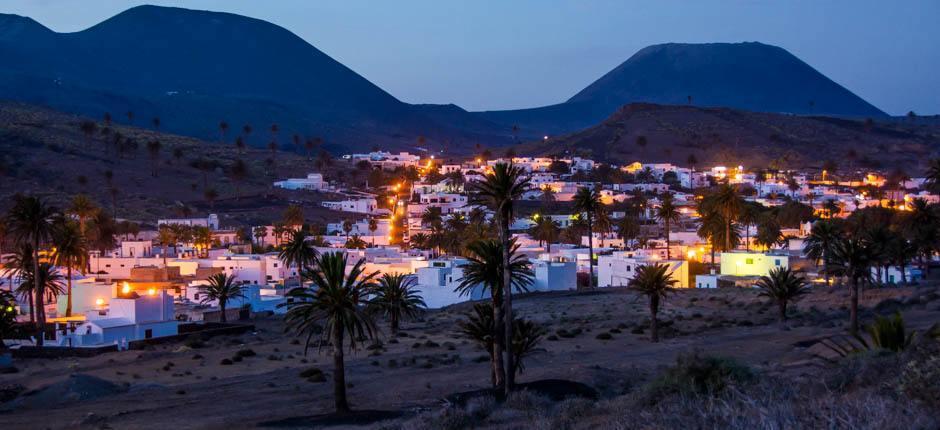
[121,282,131,294]
[95,298,105,306]
[147,288,157,296]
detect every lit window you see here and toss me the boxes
[745,258,754,265]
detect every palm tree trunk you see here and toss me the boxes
[28,292,34,323]
[491,301,505,391]
[586,215,595,289]
[650,299,659,343]
[725,219,732,251]
[823,252,830,287]
[745,224,750,251]
[332,325,350,413]
[33,241,44,347]
[849,279,859,336]
[778,300,787,323]
[900,261,907,284]
[219,301,227,323]
[500,212,515,395]
[391,314,399,334]
[665,219,670,259]
[66,265,73,317]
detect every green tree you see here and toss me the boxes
[628,264,677,342]
[283,252,379,414]
[529,214,560,253]
[755,267,810,323]
[5,195,58,346]
[279,230,318,279]
[828,237,874,335]
[456,239,533,391]
[283,204,304,228]
[710,184,743,251]
[199,273,246,323]
[51,221,89,317]
[803,220,842,287]
[370,273,425,334]
[573,187,603,288]
[655,193,680,259]
[367,218,378,247]
[468,162,531,393]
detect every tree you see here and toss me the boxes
[755,214,783,250]
[655,194,680,259]
[456,239,533,391]
[710,184,743,251]
[67,194,99,236]
[5,244,35,322]
[924,158,940,194]
[828,237,873,335]
[283,252,379,414]
[146,140,162,177]
[6,195,58,346]
[51,221,88,317]
[86,212,117,273]
[370,273,425,334]
[283,204,304,228]
[458,303,546,383]
[345,235,367,249]
[253,226,267,247]
[342,220,353,239]
[804,220,842,287]
[529,215,560,253]
[468,162,531,394]
[738,202,763,251]
[628,264,677,342]
[617,214,641,248]
[573,187,603,288]
[199,273,245,323]
[228,159,249,200]
[192,226,212,258]
[279,230,317,277]
[157,225,176,267]
[0,289,17,352]
[367,218,378,247]
[755,267,810,323]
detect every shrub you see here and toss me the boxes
[235,348,256,358]
[596,332,613,340]
[219,358,233,365]
[641,351,754,403]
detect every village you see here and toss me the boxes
[1,150,935,350]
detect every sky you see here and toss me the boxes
[4,0,939,115]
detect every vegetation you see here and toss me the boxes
[628,264,677,342]
[754,267,810,323]
[370,273,426,334]
[198,273,246,323]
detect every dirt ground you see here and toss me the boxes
[2,284,939,429]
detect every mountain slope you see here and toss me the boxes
[478,42,887,137]
[0,6,507,152]
[517,103,938,170]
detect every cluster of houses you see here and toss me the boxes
[2,151,933,349]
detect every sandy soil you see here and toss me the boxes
[2,285,938,429]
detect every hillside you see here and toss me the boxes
[516,103,940,171]
[477,42,887,137]
[0,101,357,226]
[0,6,509,153]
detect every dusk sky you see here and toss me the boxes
[5,0,938,115]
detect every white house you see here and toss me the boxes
[719,251,789,277]
[274,173,328,191]
[415,259,486,308]
[597,251,690,288]
[57,290,178,347]
[322,197,378,214]
[531,258,577,291]
[158,214,219,230]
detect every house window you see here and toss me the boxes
[774,259,781,266]
[745,258,754,265]
[145,329,153,339]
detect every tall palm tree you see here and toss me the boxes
[283,204,304,228]
[468,162,530,393]
[828,237,873,335]
[923,158,940,194]
[617,214,641,249]
[279,230,317,279]
[370,273,425,334]
[192,226,213,258]
[529,215,560,253]
[456,239,533,391]
[738,201,763,251]
[5,244,34,322]
[755,267,810,324]
[51,221,89,317]
[6,195,58,346]
[654,193,680,259]
[628,264,677,342]
[367,218,378,247]
[157,225,176,267]
[67,195,98,235]
[199,273,246,323]
[803,220,842,287]
[710,184,743,251]
[284,252,379,413]
[572,186,602,288]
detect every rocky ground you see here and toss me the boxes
[1,284,939,429]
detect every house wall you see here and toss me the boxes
[719,252,788,277]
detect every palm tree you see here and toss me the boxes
[711,184,743,251]
[279,230,317,279]
[654,193,680,259]
[617,214,641,249]
[0,289,17,352]
[284,252,379,413]
[146,140,161,177]
[738,202,762,251]
[803,220,842,287]
[341,220,353,240]
[253,226,267,247]
[228,159,249,200]
[468,162,530,393]
[572,186,602,288]
[367,218,378,247]
[529,215,560,253]
[5,244,34,322]
[370,273,425,334]
[628,264,677,343]
[456,239,534,391]
[51,221,88,317]
[283,204,304,228]
[755,267,810,323]
[67,194,98,236]
[828,237,873,335]
[192,226,213,258]
[6,195,58,346]
[199,273,246,323]
[157,225,176,267]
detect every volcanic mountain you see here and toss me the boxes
[477,42,888,137]
[0,5,509,152]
